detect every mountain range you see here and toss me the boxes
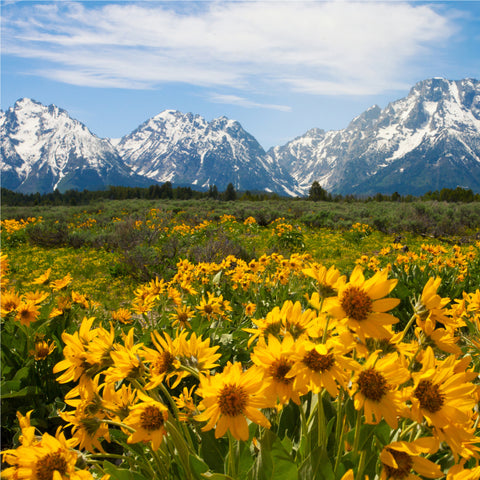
[1,77,480,196]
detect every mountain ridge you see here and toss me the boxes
[2,77,480,195]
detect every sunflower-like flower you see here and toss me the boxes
[287,336,360,398]
[123,391,169,451]
[0,252,9,289]
[177,331,221,378]
[16,410,36,447]
[102,383,137,422]
[379,437,442,480]
[196,362,271,441]
[111,307,133,324]
[250,334,301,407]
[53,317,114,386]
[143,331,182,389]
[104,328,145,384]
[1,428,93,480]
[169,304,195,329]
[23,290,50,305]
[195,292,224,320]
[31,268,52,285]
[173,385,197,422]
[327,265,400,342]
[15,300,40,326]
[414,316,462,356]
[350,351,410,428]
[244,302,257,317]
[447,464,480,480]
[244,300,316,347]
[410,347,478,431]
[302,263,345,299]
[413,277,454,328]
[31,336,56,360]
[60,375,110,453]
[51,274,73,291]
[71,291,90,309]
[0,289,21,315]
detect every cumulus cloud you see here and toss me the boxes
[3,1,456,96]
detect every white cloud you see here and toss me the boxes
[3,1,456,95]
[210,93,291,111]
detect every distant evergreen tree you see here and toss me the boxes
[224,183,237,201]
[208,184,219,200]
[308,181,329,201]
[159,181,173,199]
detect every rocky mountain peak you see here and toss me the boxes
[2,78,480,196]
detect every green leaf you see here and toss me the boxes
[199,429,228,473]
[212,270,223,285]
[202,473,236,480]
[189,454,210,479]
[373,420,391,446]
[1,385,40,399]
[13,366,31,382]
[103,461,149,480]
[277,402,301,442]
[299,447,333,480]
[253,430,299,480]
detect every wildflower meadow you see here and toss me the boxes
[1,199,480,480]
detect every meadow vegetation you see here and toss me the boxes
[1,197,480,479]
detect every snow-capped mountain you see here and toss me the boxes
[2,78,480,196]
[267,78,480,195]
[116,110,294,194]
[0,98,150,193]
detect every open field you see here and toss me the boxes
[1,199,480,479]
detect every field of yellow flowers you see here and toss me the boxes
[1,202,480,480]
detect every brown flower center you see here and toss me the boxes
[218,383,248,417]
[36,451,68,480]
[3,300,17,311]
[341,286,373,322]
[269,359,294,384]
[382,449,413,479]
[203,304,213,314]
[140,405,166,431]
[358,368,388,401]
[35,343,51,359]
[20,308,34,319]
[414,380,445,413]
[177,312,189,323]
[303,350,335,372]
[153,351,175,375]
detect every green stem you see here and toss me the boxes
[300,396,310,459]
[351,408,363,460]
[333,389,345,472]
[88,453,130,460]
[333,412,346,476]
[356,450,367,480]
[228,431,237,478]
[101,418,135,433]
[317,390,326,450]
[158,381,194,449]
[151,446,170,478]
[321,316,329,344]
[401,313,417,338]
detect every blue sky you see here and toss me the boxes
[2,0,480,149]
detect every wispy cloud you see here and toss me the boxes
[210,93,291,111]
[3,1,456,96]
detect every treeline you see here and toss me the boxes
[1,181,479,207]
[307,181,480,203]
[0,182,278,206]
